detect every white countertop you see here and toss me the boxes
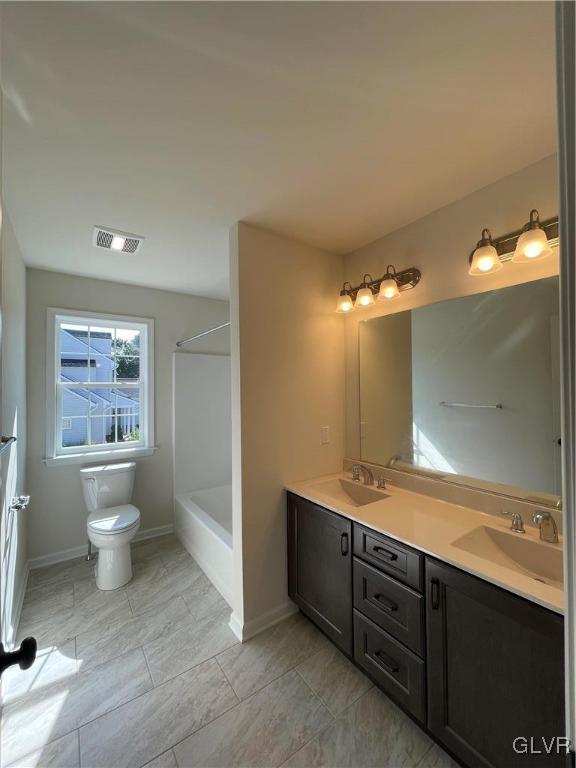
[286,472,564,615]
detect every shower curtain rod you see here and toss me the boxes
[176,321,231,348]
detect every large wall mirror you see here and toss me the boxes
[359,277,561,507]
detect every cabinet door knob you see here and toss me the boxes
[374,649,399,674]
[340,533,349,556]
[373,593,398,613]
[430,578,440,610]
[373,546,398,562]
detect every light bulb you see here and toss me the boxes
[512,227,552,263]
[468,244,502,276]
[355,286,375,307]
[378,278,400,300]
[111,235,126,251]
[336,293,354,313]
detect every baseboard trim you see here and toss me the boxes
[229,601,298,643]
[28,524,174,571]
[135,524,174,544]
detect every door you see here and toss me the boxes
[287,492,352,654]
[426,558,565,768]
[0,198,36,675]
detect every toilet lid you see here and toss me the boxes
[88,504,140,534]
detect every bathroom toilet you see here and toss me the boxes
[80,462,140,590]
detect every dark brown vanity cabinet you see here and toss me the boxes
[287,493,353,655]
[426,558,565,768]
[287,495,566,768]
[352,525,427,724]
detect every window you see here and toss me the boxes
[46,309,154,463]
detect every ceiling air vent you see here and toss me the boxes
[93,226,145,255]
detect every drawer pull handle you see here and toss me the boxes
[373,593,398,613]
[430,578,440,610]
[373,546,398,561]
[341,533,349,556]
[374,649,399,674]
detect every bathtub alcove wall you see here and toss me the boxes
[173,352,233,605]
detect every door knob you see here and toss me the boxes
[0,637,37,678]
[10,495,30,511]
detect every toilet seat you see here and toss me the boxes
[88,504,140,535]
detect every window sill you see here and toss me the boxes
[44,446,158,467]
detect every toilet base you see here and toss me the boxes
[95,544,133,590]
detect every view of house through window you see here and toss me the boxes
[52,312,152,456]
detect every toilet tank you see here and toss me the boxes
[80,462,136,512]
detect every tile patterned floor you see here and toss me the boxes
[1,534,459,768]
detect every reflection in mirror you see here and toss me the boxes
[359,277,561,506]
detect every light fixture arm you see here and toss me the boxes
[526,209,541,230]
[469,214,559,266]
[345,265,421,302]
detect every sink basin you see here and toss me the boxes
[452,526,563,587]
[306,477,389,507]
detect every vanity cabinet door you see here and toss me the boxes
[426,558,565,768]
[287,493,353,655]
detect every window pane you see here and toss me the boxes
[60,324,89,383]
[114,388,140,442]
[55,316,147,457]
[87,388,114,445]
[90,417,107,446]
[89,355,115,383]
[89,326,114,355]
[62,387,89,447]
[114,328,140,354]
[115,357,139,382]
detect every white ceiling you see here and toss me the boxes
[1,2,557,299]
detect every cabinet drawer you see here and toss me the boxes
[353,557,424,656]
[354,610,426,723]
[353,524,423,591]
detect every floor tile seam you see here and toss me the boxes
[276,712,339,768]
[414,741,436,768]
[292,668,337,720]
[123,678,242,766]
[142,631,240,688]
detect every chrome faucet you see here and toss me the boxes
[352,464,374,486]
[509,512,525,533]
[532,510,559,544]
[501,510,525,533]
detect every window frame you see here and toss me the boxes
[46,308,155,465]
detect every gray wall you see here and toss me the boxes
[173,352,231,496]
[0,212,27,646]
[26,268,229,560]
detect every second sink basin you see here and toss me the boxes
[306,477,389,507]
[452,525,563,588]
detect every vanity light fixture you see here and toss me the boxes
[468,229,503,276]
[468,210,558,277]
[336,265,421,312]
[512,209,553,263]
[355,275,376,308]
[378,265,401,300]
[336,282,355,313]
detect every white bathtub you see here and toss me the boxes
[174,484,233,606]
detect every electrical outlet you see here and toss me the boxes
[320,426,330,445]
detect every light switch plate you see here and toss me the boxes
[320,426,330,445]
